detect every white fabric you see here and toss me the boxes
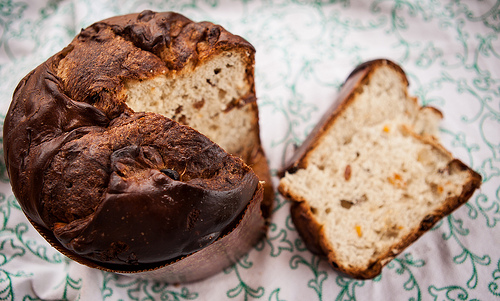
[0,0,499,300]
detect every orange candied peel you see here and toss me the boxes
[388,173,406,188]
[355,225,362,237]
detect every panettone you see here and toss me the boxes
[4,10,272,282]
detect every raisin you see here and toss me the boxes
[344,165,352,181]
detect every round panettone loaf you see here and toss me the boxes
[3,10,272,282]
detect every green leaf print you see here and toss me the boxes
[268,288,286,301]
[14,223,64,264]
[261,222,294,257]
[225,255,264,300]
[54,272,82,301]
[369,253,425,301]
[290,254,327,300]
[472,192,500,228]
[489,258,500,297]
[441,214,491,289]
[0,193,12,230]
[101,273,198,301]
[0,238,25,266]
[0,0,28,60]
[428,285,476,301]
[334,276,365,301]
[0,269,32,301]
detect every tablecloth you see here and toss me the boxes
[0,0,499,300]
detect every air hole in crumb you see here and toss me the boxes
[178,115,187,125]
[206,79,216,86]
[358,194,368,203]
[175,106,183,114]
[325,208,331,214]
[214,68,221,74]
[218,89,227,99]
[438,167,449,175]
[310,207,318,215]
[382,224,403,240]
[193,99,205,109]
[226,64,233,68]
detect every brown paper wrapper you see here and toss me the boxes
[29,184,266,283]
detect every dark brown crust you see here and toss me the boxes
[4,10,269,277]
[421,105,444,119]
[289,201,325,255]
[30,183,265,283]
[278,59,482,279]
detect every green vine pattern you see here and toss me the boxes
[436,214,492,289]
[428,285,480,301]
[386,254,425,300]
[101,272,198,301]
[268,288,286,301]
[334,253,424,301]
[256,222,294,257]
[55,272,82,301]
[0,0,498,299]
[289,254,328,300]
[334,277,365,301]
[225,255,265,300]
[489,257,500,297]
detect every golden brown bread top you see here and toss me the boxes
[3,10,262,268]
[57,10,255,119]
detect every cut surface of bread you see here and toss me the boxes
[278,59,482,279]
[125,50,259,162]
